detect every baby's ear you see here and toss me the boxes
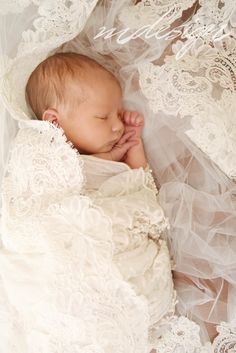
[42,108,60,126]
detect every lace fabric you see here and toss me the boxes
[0,120,186,353]
[151,316,236,353]
[213,319,236,353]
[0,0,99,122]
[0,0,35,14]
[190,0,236,39]
[0,120,154,353]
[1,120,84,252]
[1,0,236,350]
[80,153,176,339]
[139,37,236,180]
[118,0,196,30]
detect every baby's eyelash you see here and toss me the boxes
[96,116,108,120]
[95,113,122,120]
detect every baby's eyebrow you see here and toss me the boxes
[94,115,107,119]
[94,112,108,117]
[94,107,123,117]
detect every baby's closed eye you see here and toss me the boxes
[95,116,108,120]
[95,113,123,121]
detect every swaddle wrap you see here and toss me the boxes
[0,119,174,353]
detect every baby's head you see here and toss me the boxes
[25,52,124,154]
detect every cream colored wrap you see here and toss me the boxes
[0,119,174,353]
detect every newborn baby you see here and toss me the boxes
[26,52,146,169]
[12,52,175,352]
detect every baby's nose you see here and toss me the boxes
[111,115,124,133]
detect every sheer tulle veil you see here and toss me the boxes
[1,0,236,345]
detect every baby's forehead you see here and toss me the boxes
[76,65,120,86]
[70,67,122,97]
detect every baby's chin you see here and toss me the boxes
[98,143,115,153]
[77,147,112,155]
[77,142,114,155]
[99,147,113,154]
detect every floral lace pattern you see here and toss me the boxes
[153,316,213,353]
[0,0,98,121]
[1,120,84,252]
[187,0,236,41]
[148,316,236,353]
[138,38,236,180]
[118,0,196,29]
[18,0,98,56]
[213,319,236,353]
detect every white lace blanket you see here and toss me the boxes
[0,119,175,353]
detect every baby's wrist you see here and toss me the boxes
[125,138,147,169]
[127,137,143,151]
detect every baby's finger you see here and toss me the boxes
[123,111,132,124]
[131,113,138,125]
[122,139,139,154]
[135,115,144,126]
[118,130,135,144]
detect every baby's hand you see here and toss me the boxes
[122,111,144,138]
[121,111,147,169]
[110,130,139,162]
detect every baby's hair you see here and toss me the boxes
[25,52,119,120]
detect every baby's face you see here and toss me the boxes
[58,70,124,154]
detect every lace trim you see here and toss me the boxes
[144,164,159,194]
[213,319,236,353]
[153,316,211,352]
[149,316,236,352]
[1,120,85,252]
